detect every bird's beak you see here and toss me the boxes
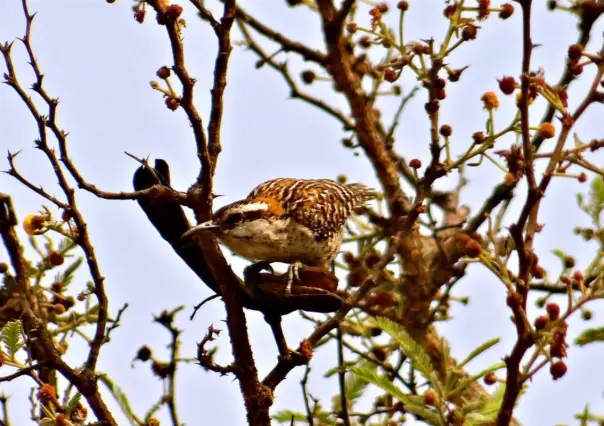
[181,221,220,239]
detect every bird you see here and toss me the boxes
[181,178,374,293]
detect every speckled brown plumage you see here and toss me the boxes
[188,178,374,269]
[246,178,374,240]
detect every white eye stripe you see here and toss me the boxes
[231,202,269,214]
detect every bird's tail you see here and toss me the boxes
[346,183,377,205]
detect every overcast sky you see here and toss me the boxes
[1,1,603,425]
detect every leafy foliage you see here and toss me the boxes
[370,317,435,381]
[464,384,506,426]
[98,374,137,426]
[575,327,604,347]
[1,320,24,360]
[351,365,444,425]
[65,393,82,416]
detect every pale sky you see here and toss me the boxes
[1,1,603,425]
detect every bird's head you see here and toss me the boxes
[181,198,284,239]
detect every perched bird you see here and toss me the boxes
[182,178,374,293]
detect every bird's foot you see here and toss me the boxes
[285,262,303,296]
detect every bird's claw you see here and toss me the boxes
[285,262,303,296]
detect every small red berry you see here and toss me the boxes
[301,70,316,85]
[439,124,452,137]
[461,24,478,41]
[484,372,497,385]
[550,342,567,358]
[369,8,382,19]
[498,76,517,95]
[48,252,64,266]
[397,1,409,11]
[546,303,560,320]
[578,173,587,183]
[534,315,548,330]
[569,63,583,76]
[567,44,583,60]
[506,292,522,309]
[424,389,438,406]
[165,4,183,21]
[499,3,515,19]
[165,97,180,111]
[550,360,567,380]
[409,158,422,169]
[134,9,146,23]
[384,68,398,83]
[472,131,486,144]
[444,5,456,18]
[435,88,447,100]
[156,66,171,79]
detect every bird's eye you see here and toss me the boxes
[224,212,244,226]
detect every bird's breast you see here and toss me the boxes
[218,218,342,266]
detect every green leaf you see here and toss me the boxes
[98,373,138,426]
[345,361,374,401]
[459,337,500,368]
[65,393,82,415]
[55,257,83,287]
[351,365,410,404]
[575,327,604,346]
[589,174,604,219]
[464,384,506,426]
[1,320,24,359]
[551,249,567,263]
[351,365,444,425]
[271,410,308,423]
[370,317,435,380]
